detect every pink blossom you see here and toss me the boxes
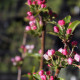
[25,26,31,31]
[67,58,73,65]
[37,1,43,5]
[32,1,37,5]
[50,76,54,80]
[11,58,15,62]
[53,26,59,33]
[29,21,35,26]
[71,41,78,46]
[15,56,22,62]
[30,45,34,49]
[58,20,65,26]
[27,0,32,5]
[39,49,42,54]
[39,70,44,76]
[27,73,31,75]
[47,49,55,56]
[27,11,32,16]
[29,16,35,21]
[58,48,63,53]
[46,71,50,75]
[41,75,46,80]
[66,28,72,34]
[33,72,36,74]
[20,45,25,49]
[41,4,46,8]
[43,54,51,60]
[74,54,80,62]
[32,26,37,30]
[62,48,68,55]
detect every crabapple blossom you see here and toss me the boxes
[66,28,72,34]
[58,20,65,26]
[62,48,68,55]
[47,49,55,56]
[50,76,54,80]
[27,11,32,16]
[53,26,59,33]
[39,70,44,76]
[32,26,37,30]
[74,54,80,62]
[15,56,22,62]
[43,54,51,60]
[46,71,50,75]
[67,58,73,65]
[41,75,46,80]
[71,41,78,46]
[25,26,31,31]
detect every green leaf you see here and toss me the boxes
[33,74,41,80]
[56,77,65,80]
[47,32,59,36]
[55,51,66,58]
[68,20,80,32]
[63,15,71,23]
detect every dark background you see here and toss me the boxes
[0,0,80,80]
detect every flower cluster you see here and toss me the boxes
[11,56,23,66]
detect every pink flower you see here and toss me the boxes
[58,20,65,26]
[27,0,32,5]
[74,54,80,62]
[39,70,44,76]
[37,1,43,5]
[20,45,25,49]
[62,48,68,55]
[67,58,73,65]
[47,49,55,56]
[29,21,36,26]
[30,45,34,49]
[11,58,15,62]
[69,22,72,26]
[39,49,42,54]
[32,1,37,5]
[27,11,32,16]
[32,26,37,30]
[58,48,63,53]
[66,28,72,34]
[41,75,46,80]
[50,76,54,80]
[29,16,35,21]
[41,4,46,8]
[39,20,43,26]
[25,26,31,31]
[43,54,51,60]
[27,73,31,75]
[71,41,78,46]
[46,71,50,75]
[33,72,36,74]
[15,56,22,62]
[53,26,59,33]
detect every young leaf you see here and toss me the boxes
[68,20,80,32]
[63,15,71,23]
[33,74,41,80]
[47,32,59,36]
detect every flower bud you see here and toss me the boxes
[32,26,37,30]
[67,58,73,65]
[58,20,65,26]
[46,71,50,75]
[15,56,22,62]
[62,48,68,55]
[58,48,63,53]
[27,11,32,16]
[27,0,32,5]
[38,49,42,54]
[43,54,51,60]
[41,75,46,80]
[66,28,72,34]
[11,58,15,62]
[32,1,37,5]
[41,4,46,8]
[37,1,43,5]
[29,21,35,26]
[47,49,55,56]
[71,41,78,46]
[74,54,80,62]
[50,76,54,80]
[25,26,31,31]
[39,70,44,76]
[53,26,59,33]
[29,16,35,21]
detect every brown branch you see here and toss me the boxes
[17,67,21,80]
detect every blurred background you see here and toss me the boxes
[0,0,80,80]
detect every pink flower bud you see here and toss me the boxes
[25,26,31,31]
[25,45,30,49]
[27,73,31,75]
[39,49,42,54]
[32,26,37,30]
[69,22,72,26]
[67,58,73,65]
[74,54,80,62]
[29,21,35,26]
[30,45,34,49]
[41,4,46,8]
[32,1,37,5]
[27,0,32,5]
[47,49,55,56]
[15,56,22,62]
[50,76,54,80]
[33,72,36,74]
[46,71,50,75]
[53,26,59,33]
[39,70,44,76]
[37,1,43,5]
[41,75,46,80]
[43,54,51,60]
[29,16,35,21]
[11,58,15,62]
[62,48,68,55]
[20,45,25,49]
[58,48,63,53]
[66,28,72,34]
[26,16,30,20]
[71,41,78,46]
[27,11,32,16]
[58,20,65,26]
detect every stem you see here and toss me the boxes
[17,67,21,80]
[40,25,46,70]
[54,67,61,79]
